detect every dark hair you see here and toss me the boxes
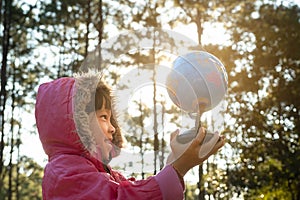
[86,81,123,150]
[94,83,112,111]
[85,81,111,112]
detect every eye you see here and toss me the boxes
[99,115,108,120]
[96,109,112,121]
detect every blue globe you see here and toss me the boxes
[166,51,228,113]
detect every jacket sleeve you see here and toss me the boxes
[154,165,184,200]
[42,156,184,200]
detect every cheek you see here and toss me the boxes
[97,121,112,139]
[96,119,107,132]
[89,117,104,143]
[90,118,100,133]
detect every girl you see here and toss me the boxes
[35,72,224,199]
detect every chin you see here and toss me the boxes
[102,153,112,165]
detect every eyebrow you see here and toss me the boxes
[97,109,111,114]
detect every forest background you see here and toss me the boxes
[0,0,299,199]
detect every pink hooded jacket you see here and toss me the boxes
[35,73,184,200]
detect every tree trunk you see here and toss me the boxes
[160,101,165,170]
[153,60,159,175]
[151,39,159,175]
[0,0,12,191]
[85,0,91,58]
[8,68,16,200]
[198,164,205,200]
[16,128,21,200]
[195,8,205,199]
[97,0,103,70]
[139,97,145,179]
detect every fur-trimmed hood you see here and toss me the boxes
[35,72,122,163]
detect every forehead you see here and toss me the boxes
[96,108,111,114]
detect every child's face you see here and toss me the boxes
[89,105,116,163]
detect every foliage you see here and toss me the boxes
[0,156,43,200]
[1,0,299,199]
[220,2,300,199]
[0,0,45,197]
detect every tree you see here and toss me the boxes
[97,0,197,175]
[0,0,43,196]
[170,0,240,198]
[0,0,12,186]
[0,156,43,200]
[221,1,300,199]
[4,1,300,199]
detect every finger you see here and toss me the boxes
[208,135,225,155]
[199,139,224,161]
[216,135,226,149]
[198,132,220,158]
[192,127,206,147]
[170,129,179,141]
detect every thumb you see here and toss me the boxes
[166,152,175,165]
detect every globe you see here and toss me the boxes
[166,51,228,113]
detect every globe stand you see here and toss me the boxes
[176,104,218,144]
[176,112,201,144]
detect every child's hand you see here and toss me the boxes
[168,127,225,177]
[166,129,192,165]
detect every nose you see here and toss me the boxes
[105,124,115,141]
[109,123,116,135]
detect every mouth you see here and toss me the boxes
[104,138,112,143]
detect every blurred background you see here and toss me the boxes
[0,0,299,199]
